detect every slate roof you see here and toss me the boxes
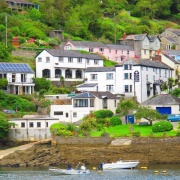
[43,49,103,60]
[90,91,118,99]
[77,83,98,88]
[0,63,34,73]
[106,44,134,50]
[72,92,95,99]
[167,28,180,36]
[85,67,115,72]
[116,59,173,69]
[6,0,34,4]
[149,35,160,42]
[125,34,148,41]
[162,53,180,64]
[68,41,107,48]
[142,94,180,105]
[72,91,118,99]
[161,37,179,44]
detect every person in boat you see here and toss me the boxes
[67,163,72,170]
[80,163,86,171]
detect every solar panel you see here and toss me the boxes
[0,63,34,73]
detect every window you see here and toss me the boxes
[90,99,94,107]
[109,49,111,53]
[153,68,155,72]
[146,75,148,80]
[0,73,7,79]
[165,70,167,77]
[91,74,97,80]
[21,122,25,128]
[146,67,148,71]
[124,73,128,79]
[77,58,82,63]
[144,50,146,54]
[166,44,171,50]
[153,75,155,81]
[54,111,63,115]
[124,64,132,70]
[106,85,114,91]
[73,112,77,117]
[59,57,63,62]
[46,122,48,128]
[115,57,118,62]
[127,51,129,55]
[141,67,143,70]
[29,122,33,128]
[87,59,90,64]
[66,113,68,118]
[21,74,27,82]
[38,57,42,62]
[65,45,71,50]
[46,57,50,63]
[89,48,94,52]
[99,48,104,52]
[68,57,73,63]
[124,85,132,93]
[94,60,99,65]
[37,122,41,128]
[159,69,161,77]
[73,99,88,107]
[106,73,113,80]
[12,74,16,82]
[116,50,118,54]
[122,50,123,54]
[103,98,107,108]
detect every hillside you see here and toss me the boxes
[0,0,179,53]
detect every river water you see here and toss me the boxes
[0,165,180,180]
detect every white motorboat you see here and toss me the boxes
[49,167,90,175]
[101,159,140,170]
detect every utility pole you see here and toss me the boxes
[114,13,116,44]
[5,13,7,47]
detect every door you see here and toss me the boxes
[156,107,171,115]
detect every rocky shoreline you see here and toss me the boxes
[0,137,180,167]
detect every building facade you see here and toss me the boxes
[0,63,35,95]
[36,49,104,82]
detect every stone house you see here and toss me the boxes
[118,34,161,59]
[161,28,180,50]
[0,63,35,95]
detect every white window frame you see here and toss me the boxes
[106,73,113,80]
[38,57,42,62]
[46,57,50,63]
[91,74,97,80]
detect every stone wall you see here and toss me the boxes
[12,50,37,58]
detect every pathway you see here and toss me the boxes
[0,138,51,160]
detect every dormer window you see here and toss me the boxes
[68,57,73,63]
[77,58,82,63]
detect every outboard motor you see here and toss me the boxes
[98,162,104,170]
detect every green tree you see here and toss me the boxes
[0,43,10,62]
[29,8,42,21]
[134,106,165,125]
[0,112,9,139]
[116,99,137,116]
[0,78,8,89]
[33,78,51,92]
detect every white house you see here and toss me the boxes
[115,59,174,103]
[36,49,104,81]
[77,67,116,93]
[0,63,35,95]
[9,117,59,141]
[77,59,174,103]
[50,91,119,122]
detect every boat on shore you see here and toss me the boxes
[49,163,90,175]
[99,158,139,170]
[49,167,90,175]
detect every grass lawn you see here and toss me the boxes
[90,124,178,138]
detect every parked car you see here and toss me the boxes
[167,114,180,122]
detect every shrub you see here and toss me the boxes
[110,116,122,126]
[67,123,76,132]
[93,110,113,119]
[152,121,173,133]
[38,99,51,108]
[176,130,180,137]
[132,131,140,137]
[96,124,104,131]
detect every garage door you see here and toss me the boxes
[156,107,171,115]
